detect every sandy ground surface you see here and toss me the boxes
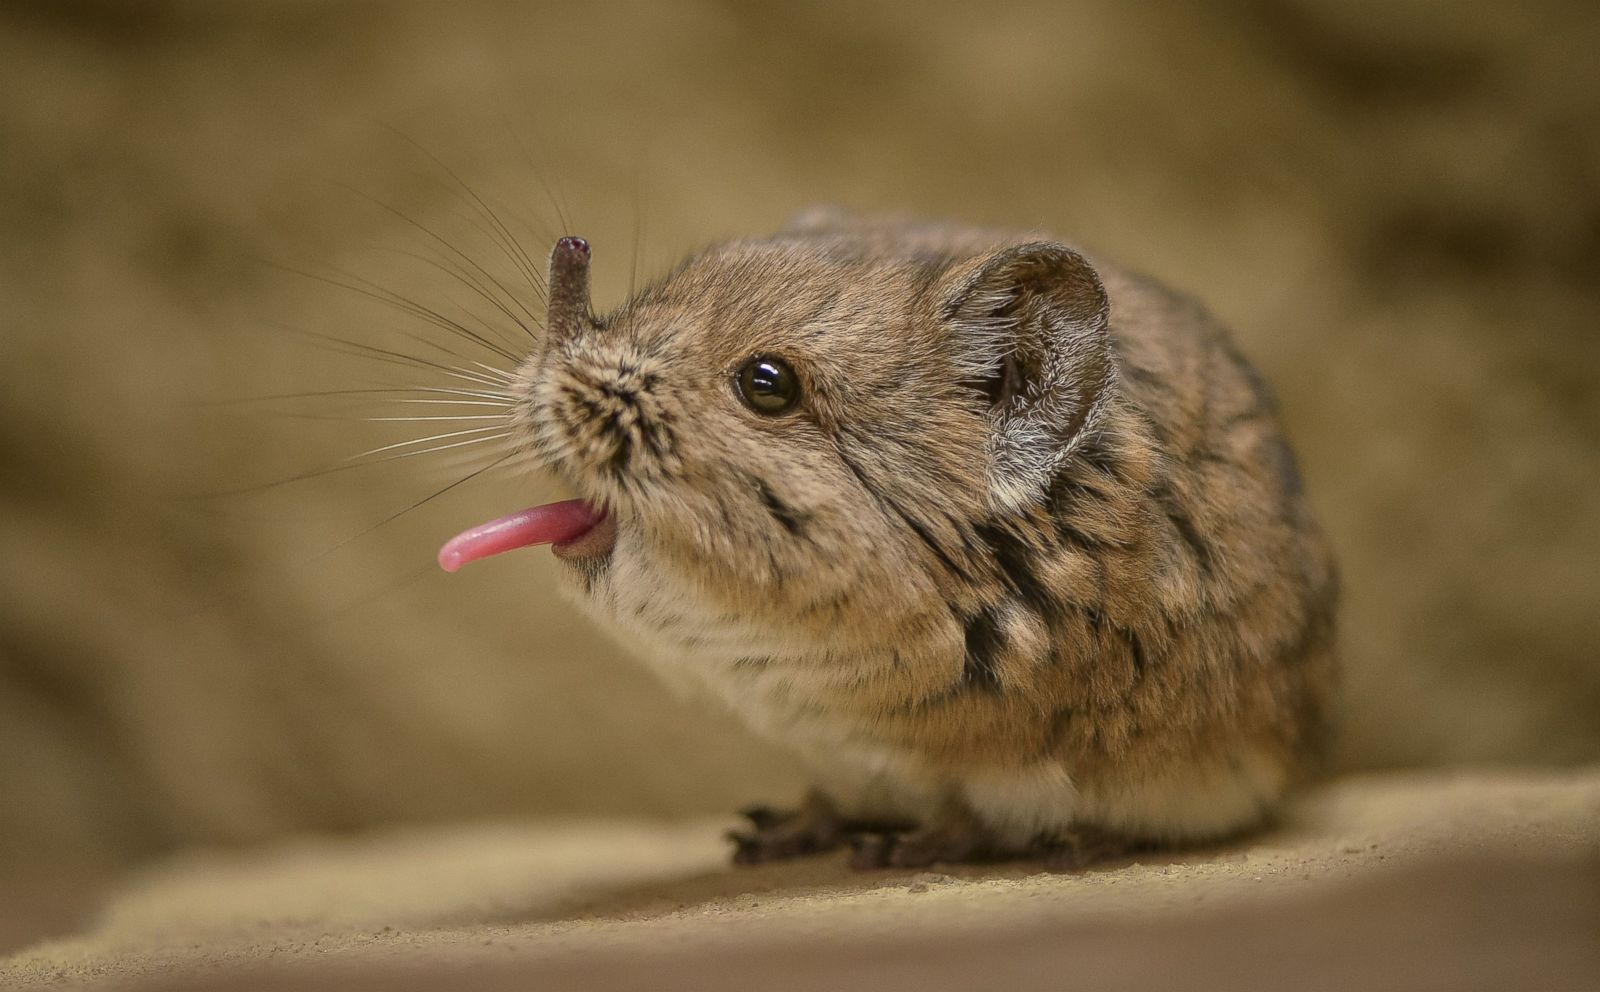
[6,765,1597,990]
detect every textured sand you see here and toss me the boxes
[6,766,1597,990]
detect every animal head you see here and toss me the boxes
[497,224,1116,655]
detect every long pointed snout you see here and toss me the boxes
[546,235,593,350]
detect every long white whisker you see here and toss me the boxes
[381,127,549,319]
[395,398,514,407]
[400,387,516,401]
[275,264,524,363]
[345,185,542,337]
[367,433,514,461]
[312,452,518,562]
[350,425,510,460]
[365,414,509,422]
[469,361,519,380]
[431,366,517,389]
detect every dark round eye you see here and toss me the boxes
[735,355,801,416]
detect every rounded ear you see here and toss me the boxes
[942,242,1115,512]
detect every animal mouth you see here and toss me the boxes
[437,499,614,572]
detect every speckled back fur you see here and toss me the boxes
[514,212,1337,846]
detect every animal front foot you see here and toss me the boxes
[846,830,990,869]
[727,790,850,865]
[847,800,997,869]
[1033,824,1137,871]
[842,804,1141,870]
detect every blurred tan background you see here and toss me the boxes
[2,0,1597,948]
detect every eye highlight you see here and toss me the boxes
[734,355,801,416]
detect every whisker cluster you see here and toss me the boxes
[233,134,568,550]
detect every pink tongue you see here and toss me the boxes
[437,499,604,572]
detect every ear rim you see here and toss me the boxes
[942,241,1117,512]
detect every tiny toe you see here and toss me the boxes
[727,795,855,865]
[848,833,892,870]
[1038,828,1132,871]
[886,842,937,869]
[1041,848,1085,871]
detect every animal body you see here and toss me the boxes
[440,212,1338,868]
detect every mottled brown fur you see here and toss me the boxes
[513,213,1337,865]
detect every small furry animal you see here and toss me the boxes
[439,211,1338,868]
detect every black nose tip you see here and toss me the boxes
[555,236,590,259]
